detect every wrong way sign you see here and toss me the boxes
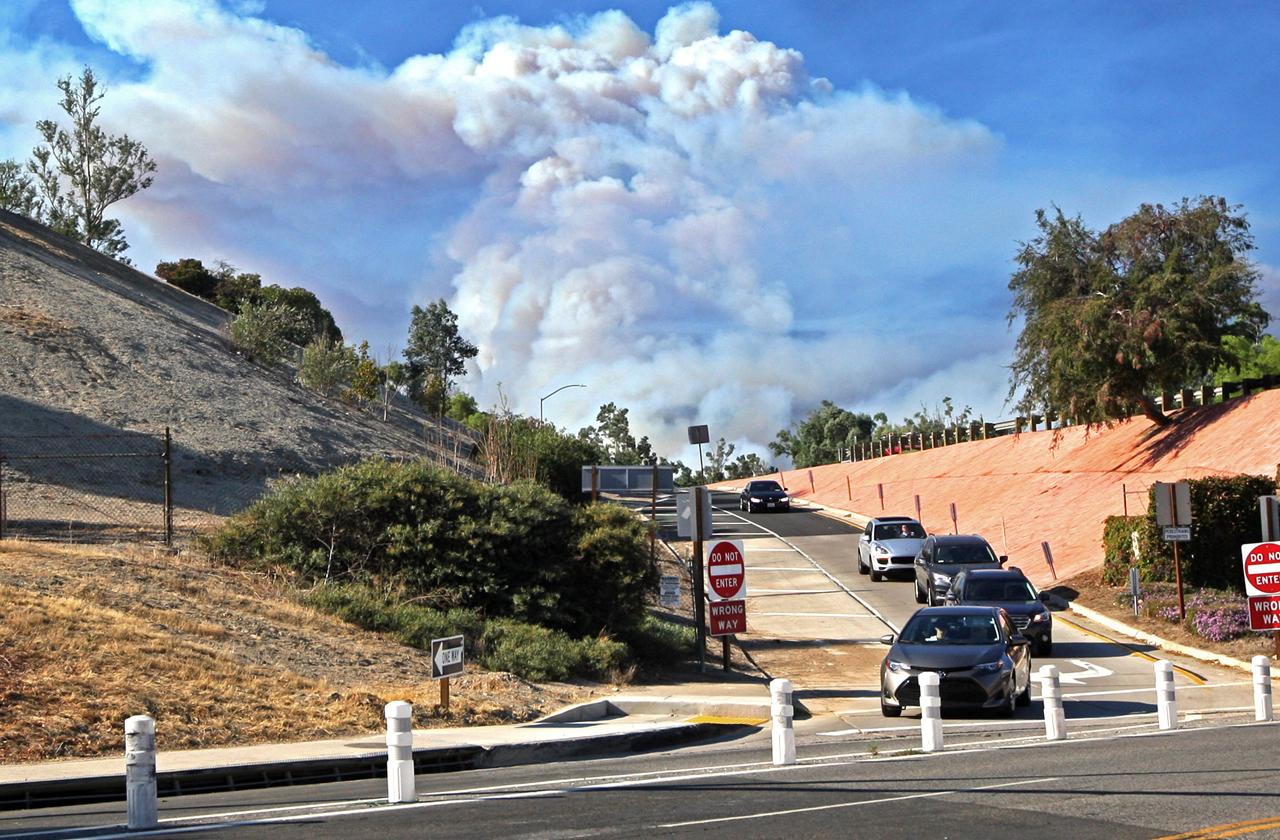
[1241,542,1280,597]
[706,539,746,601]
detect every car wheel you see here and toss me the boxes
[926,588,938,607]
[870,567,882,582]
[997,685,1017,718]
[1017,680,1032,707]
[881,700,902,718]
[1036,640,1052,657]
[858,555,868,575]
[914,580,926,604]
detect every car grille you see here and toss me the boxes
[894,675,990,706]
[890,556,915,566]
[1010,615,1031,630]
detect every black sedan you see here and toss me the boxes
[738,479,791,513]
[879,606,1032,717]
[945,568,1054,655]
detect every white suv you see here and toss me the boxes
[858,516,927,582]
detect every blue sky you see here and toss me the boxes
[2,1,1277,458]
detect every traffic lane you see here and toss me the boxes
[30,717,1280,839]
[709,491,861,539]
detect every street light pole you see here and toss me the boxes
[539,383,586,423]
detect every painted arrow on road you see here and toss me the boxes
[1057,659,1114,685]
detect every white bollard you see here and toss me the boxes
[1039,665,1066,741]
[384,701,416,804]
[1155,660,1177,730]
[124,714,157,830]
[918,672,943,752]
[769,678,796,766]
[1253,656,1273,722]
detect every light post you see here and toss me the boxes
[539,383,585,423]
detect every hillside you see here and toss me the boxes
[0,209,478,535]
[739,392,1280,585]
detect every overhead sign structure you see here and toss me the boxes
[706,539,747,601]
[1242,542,1280,597]
[708,599,746,636]
[430,635,465,680]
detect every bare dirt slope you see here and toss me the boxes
[723,393,1280,586]
[0,209,477,526]
[0,540,588,762]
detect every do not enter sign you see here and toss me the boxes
[706,539,747,601]
[1241,542,1280,597]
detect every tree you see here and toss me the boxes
[770,401,876,467]
[725,452,773,479]
[229,300,303,365]
[1213,334,1280,383]
[346,342,381,407]
[20,67,156,259]
[258,284,342,345]
[578,403,656,464]
[0,160,38,217]
[155,258,220,299]
[378,360,409,421]
[1008,198,1269,427]
[297,336,357,397]
[403,299,478,417]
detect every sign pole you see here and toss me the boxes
[440,676,450,713]
[693,487,707,674]
[1169,484,1185,620]
[650,464,658,569]
[722,637,730,671]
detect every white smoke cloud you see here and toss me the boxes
[2,0,1038,460]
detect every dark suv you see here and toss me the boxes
[945,568,1053,655]
[913,534,1006,606]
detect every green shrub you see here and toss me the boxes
[1101,515,1166,585]
[620,614,696,669]
[479,620,587,682]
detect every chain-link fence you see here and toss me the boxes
[0,430,172,544]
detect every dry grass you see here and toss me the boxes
[0,541,588,763]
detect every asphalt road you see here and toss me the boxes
[8,715,1280,838]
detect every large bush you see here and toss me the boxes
[204,459,652,636]
[1101,474,1276,590]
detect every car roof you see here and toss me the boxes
[909,605,1003,617]
[930,534,991,545]
[962,569,1029,581]
[871,516,916,523]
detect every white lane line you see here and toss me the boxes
[712,503,898,633]
[744,548,801,552]
[748,567,827,572]
[659,777,1058,828]
[752,611,877,618]
[750,588,845,595]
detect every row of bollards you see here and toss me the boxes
[766,657,1277,763]
[120,701,421,829]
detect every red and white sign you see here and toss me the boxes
[1248,596,1280,631]
[1241,542,1280,597]
[708,599,746,636]
[706,539,746,601]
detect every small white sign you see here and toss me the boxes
[676,488,714,539]
[659,575,681,608]
[1162,526,1192,542]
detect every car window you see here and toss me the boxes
[933,543,998,565]
[748,481,782,492]
[875,523,925,540]
[967,579,1036,601]
[898,614,1001,645]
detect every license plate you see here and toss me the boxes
[767,502,775,508]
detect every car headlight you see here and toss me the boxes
[1031,612,1050,623]
[931,572,951,585]
[779,495,789,502]
[750,497,762,503]
[972,660,1005,674]
[886,659,909,673]
[873,545,891,557]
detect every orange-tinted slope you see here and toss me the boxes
[738,390,1280,586]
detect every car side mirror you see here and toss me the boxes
[998,555,1008,565]
[879,634,896,645]
[1038,592,1052,603]
[1010,634,1029,646]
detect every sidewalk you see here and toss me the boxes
[0,675,774,811]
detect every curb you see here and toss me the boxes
[0,721,755,812]
[1065,601,1261,674]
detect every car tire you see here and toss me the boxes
[997,685,1017,718]
[914,580,926,604]
[1035,640,1052,657]
[1016,680,1032,707]
[858,555,868,575]
[881,700,902,718]
[870,567,882,582]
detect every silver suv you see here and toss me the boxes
[858,516,927,582]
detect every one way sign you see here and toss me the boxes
[431,635,465,680]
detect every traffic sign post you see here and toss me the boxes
[708,599,746,635]
[1156,482,1192,620]
[430,635,465,713]
[1240,542,1280,655]
[705,537,747,670]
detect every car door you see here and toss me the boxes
[1000,610,1030,692]
[859,523,873,566]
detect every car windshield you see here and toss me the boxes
[899,614,1002,645]
[749,481,782,492]
[933,543,997,565]
[875,523,925,540]
[966,580,1036,602]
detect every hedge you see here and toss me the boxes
[1102,474,1276,590]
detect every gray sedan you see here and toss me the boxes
[879,606,1032,717]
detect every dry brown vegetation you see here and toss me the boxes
[0,541,588,763]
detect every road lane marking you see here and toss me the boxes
[748,566,828,571]
[1058,659,1114,684]
[749,588,846,595]
[1054,615,1207,685]
[712,502,898,632]
[1155,815,1280,839]
[658,777,1059,828]
[752,611,877,618]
